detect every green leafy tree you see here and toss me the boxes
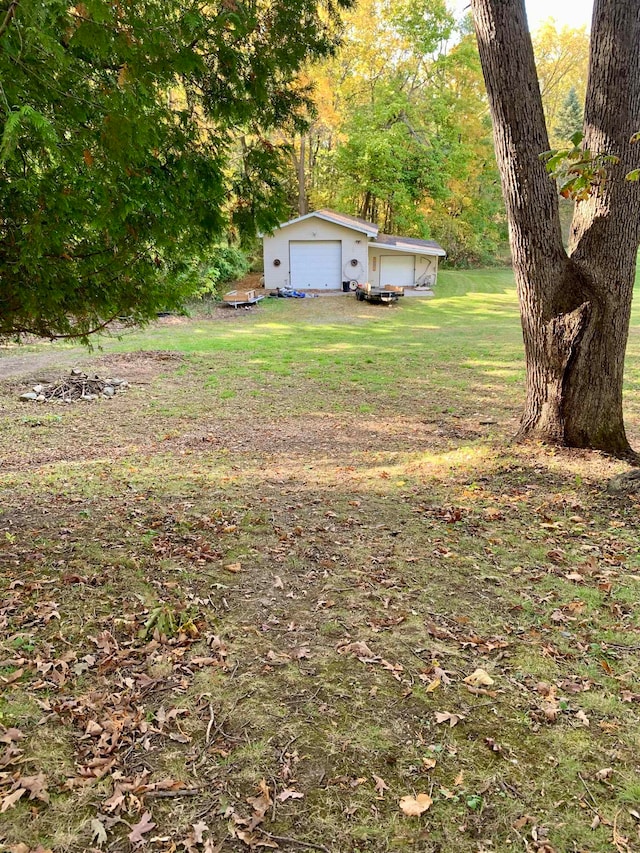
[282,0,507,264]
[0,0,349,341]
[532,20,589,148]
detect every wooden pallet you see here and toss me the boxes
[222,289,265,308]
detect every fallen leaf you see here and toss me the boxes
[575,709,590,727]
[512,815,535,830]
[338,640,376,659]
[103,784,126,813]
[290,646,311,660]
[273,576,284,589]
[595,767,613,781]
[454,770,465,786]
[234,829,279,848]
[225,563,243,573]
[246,779,272,829]
[425,678,441,693]
[621,690,640,703]
[18,773,49,803]
[1,788,26,812]
[90,818,108,847]
[421,757,437,770]
[276,788,304,802]
[484,738,502,753]
[564,572,584,582]
[373,775,389,796]
[169,731,192,743]
[1,668,24,685]
[0,728,24,744]
[464,668,495,688]
[435,711,463,727]
[433,666,452,685]
[400,793,433,816]
[466,685,497,697]
[127,811,156,845]
[192,820,209,844]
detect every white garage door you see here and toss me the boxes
[289,241,342,290]
[380,255,415,288]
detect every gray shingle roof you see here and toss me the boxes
[374,233,446,254]
[313,209,379,234]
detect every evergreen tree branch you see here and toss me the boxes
[0,1,19,40]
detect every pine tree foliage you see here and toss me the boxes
[0,0,349,341]
[553,88,584,144]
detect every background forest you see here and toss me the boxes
[273,3,589,267]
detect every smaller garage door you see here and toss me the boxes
[290,241,342,290]
[380,255,415,288]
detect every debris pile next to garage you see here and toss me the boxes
[19,369,129,403]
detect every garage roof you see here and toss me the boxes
[372,233,446,257]
[275,209,379,237]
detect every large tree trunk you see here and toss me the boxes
[470,0,640,457]
[291,136,309,217]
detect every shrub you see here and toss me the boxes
[181,246,251,300]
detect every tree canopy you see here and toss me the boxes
[0,0,350,341]
[274,0,595,265]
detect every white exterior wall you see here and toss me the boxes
[366,248,439,288]
[263,218,369,290]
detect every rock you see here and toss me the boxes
[32,384,43,394]
[110,378,123,386]
[36,394,46,402]
[20,392,38,401]
[607,470,640,493]
[70,368,82,375]
[102,386,115,397]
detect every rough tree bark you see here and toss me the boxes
[291,136,309,217]
[470,0,640,457]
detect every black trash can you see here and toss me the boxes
[342,281,350,292]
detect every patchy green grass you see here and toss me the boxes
[1,271,640,853]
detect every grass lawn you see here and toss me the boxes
[1,269,640,853]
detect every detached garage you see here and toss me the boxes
[262,209,445,292]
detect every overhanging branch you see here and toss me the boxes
[0,1,19,40]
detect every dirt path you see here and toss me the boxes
[0,349,85,380]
